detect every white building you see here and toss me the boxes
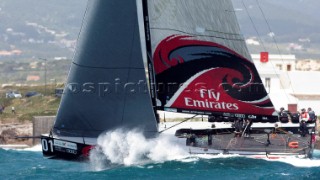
[252,54,320,114]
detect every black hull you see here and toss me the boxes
[41,135,93,161]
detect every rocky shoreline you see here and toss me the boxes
[0,122,33,146]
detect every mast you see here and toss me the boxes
[141,0,159,123]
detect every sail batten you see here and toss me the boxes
[149,27,245,41]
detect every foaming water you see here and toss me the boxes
[89,129,189,171]
[180,152,320,168]
[178,153,240,163]
[1,144,42,152]
[264,150,320,168]
[15,144,42,152]
[273,157,320,167]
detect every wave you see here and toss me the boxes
[264,149,320,167]
[270,157,320,167]
[13,144,42,152]
[89,129,189,171]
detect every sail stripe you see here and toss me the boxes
[165,68,215,107]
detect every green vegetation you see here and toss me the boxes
[0,85,61,123]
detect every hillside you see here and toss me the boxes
[0,0,319,61]
[0,59,70,84]
[232,0,320,58]
[0,85,59,145]
[0,0,87,60]
[233,0,320,39]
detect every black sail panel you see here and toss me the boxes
[53,0,158,137]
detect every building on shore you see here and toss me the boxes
[252,53,320,114]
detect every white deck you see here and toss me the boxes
[159,121,315,135]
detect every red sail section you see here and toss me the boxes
[153,35,244,74]
[153,35,276,118]
[166,68,274,115]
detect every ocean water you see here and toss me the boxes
[1,131,320,180]
[1,146,320,179]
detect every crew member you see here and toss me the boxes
[299,108,309,122]
[243,119,252,137]
[307,107,316,123]
[299,120,308,137]
[234,118,243,137]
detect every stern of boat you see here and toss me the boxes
[41,134,94,160]
[166,121,316,159]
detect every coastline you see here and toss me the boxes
[0,121,33,147]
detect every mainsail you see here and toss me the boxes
[53,0,158,137]
[147,0,277,121]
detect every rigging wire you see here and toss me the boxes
[159,114,198,133]
[58,0,91,85]
[255,0,297,99]
[71,0,89,65]
[240,1,266,51]
[240,0,296,105]
[49,0,92,136]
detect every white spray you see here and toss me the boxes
[89,129,188,170]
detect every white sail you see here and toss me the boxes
[148,0,250,60]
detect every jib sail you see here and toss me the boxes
[147,0,277,121]
[52,0,158,137]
